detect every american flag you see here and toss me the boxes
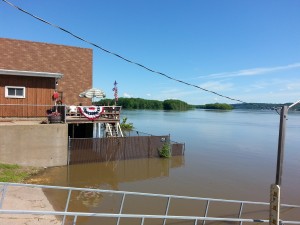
[112,80,118,103]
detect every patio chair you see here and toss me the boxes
[68,105,78,116]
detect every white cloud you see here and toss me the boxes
[199,62,300,79]
[146,93,151,97]
[245,78,300,93]
[123,92,132,98]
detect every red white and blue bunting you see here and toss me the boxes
[78,106,103,121]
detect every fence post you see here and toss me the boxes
[67,136,71,166]
[148,136,150,157]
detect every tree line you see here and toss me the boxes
[95,98,193,110]
[196,103,233,110]
[95,98,299,111]
[230,103,300,110]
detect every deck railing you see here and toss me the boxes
[0,103,59,118]
[0,104,121,123]
[1,182,300,225]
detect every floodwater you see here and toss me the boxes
[28,109,300,224]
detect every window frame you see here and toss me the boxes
[5,86,26,99]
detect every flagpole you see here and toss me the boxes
[113,81,118,105]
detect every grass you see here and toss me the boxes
[0,163,42,183]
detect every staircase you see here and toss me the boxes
[105,122,123,137]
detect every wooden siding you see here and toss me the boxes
[0,38,93,106]
[0,75,55,117]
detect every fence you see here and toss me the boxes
[68,135,185,165]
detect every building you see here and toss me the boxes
[0,38,122,167]
[0,38,93,118]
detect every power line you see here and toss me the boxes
[2,0,247,103]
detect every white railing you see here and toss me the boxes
[1,182,300,225]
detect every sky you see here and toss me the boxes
[1,0,300,105]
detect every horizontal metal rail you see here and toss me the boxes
[1,182,299,208]
[1,209,300,224]
[0,209,270,222]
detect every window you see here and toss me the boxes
[5,86,26,98]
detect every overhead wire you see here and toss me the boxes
[1,0,247,103]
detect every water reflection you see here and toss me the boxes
[30,157,184,188]
[28,157,185,225]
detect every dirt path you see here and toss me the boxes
[0,185,61,225]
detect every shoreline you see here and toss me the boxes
[0,185,61,225]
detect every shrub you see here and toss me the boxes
[158,143,171,158]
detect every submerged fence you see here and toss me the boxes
[68,135,185,165]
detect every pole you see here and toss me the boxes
[269,105,288,225]
[276,105,288,185]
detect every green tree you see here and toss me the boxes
[203,103,233,110]
[96,98,191,110]
[163,99,190,110]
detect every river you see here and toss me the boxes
[28,109,300,224]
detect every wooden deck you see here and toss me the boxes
[0,105,122,124]
[65,105,121,124]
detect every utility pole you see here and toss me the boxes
[270,105,288,225]
[269,100,300,225]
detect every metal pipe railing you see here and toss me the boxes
[1,182,300,225]
[1,182,299,208]
[0,209,283,223]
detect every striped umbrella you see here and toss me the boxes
[79,88,106,102]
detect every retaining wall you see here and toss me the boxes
[0,124,68,167]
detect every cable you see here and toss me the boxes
[2,0,247,103]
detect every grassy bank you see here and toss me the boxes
[0,163,42,183]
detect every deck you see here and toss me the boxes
[64,106,121,124]
[0,104,122,124]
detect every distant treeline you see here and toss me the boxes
[196,103,233,110]
[95,98,300,111]
[196,102,300,110]
[95,98,193,110]
[230,103,300,111]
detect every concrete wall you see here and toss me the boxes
[0,124,68,167]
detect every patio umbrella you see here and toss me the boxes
[79,88,106,102]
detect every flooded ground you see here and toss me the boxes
[28,109,300,224]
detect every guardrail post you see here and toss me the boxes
[238,202,244,225]
[62,189,72,225]
[202,200,210,225]
[0,184,8,209]
[163,197,171,225]
[117,193,126,225]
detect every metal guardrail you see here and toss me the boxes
[1,182,300,225]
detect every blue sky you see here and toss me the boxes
[1,0,300,104]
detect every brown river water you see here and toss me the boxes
[28,109,300,224]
